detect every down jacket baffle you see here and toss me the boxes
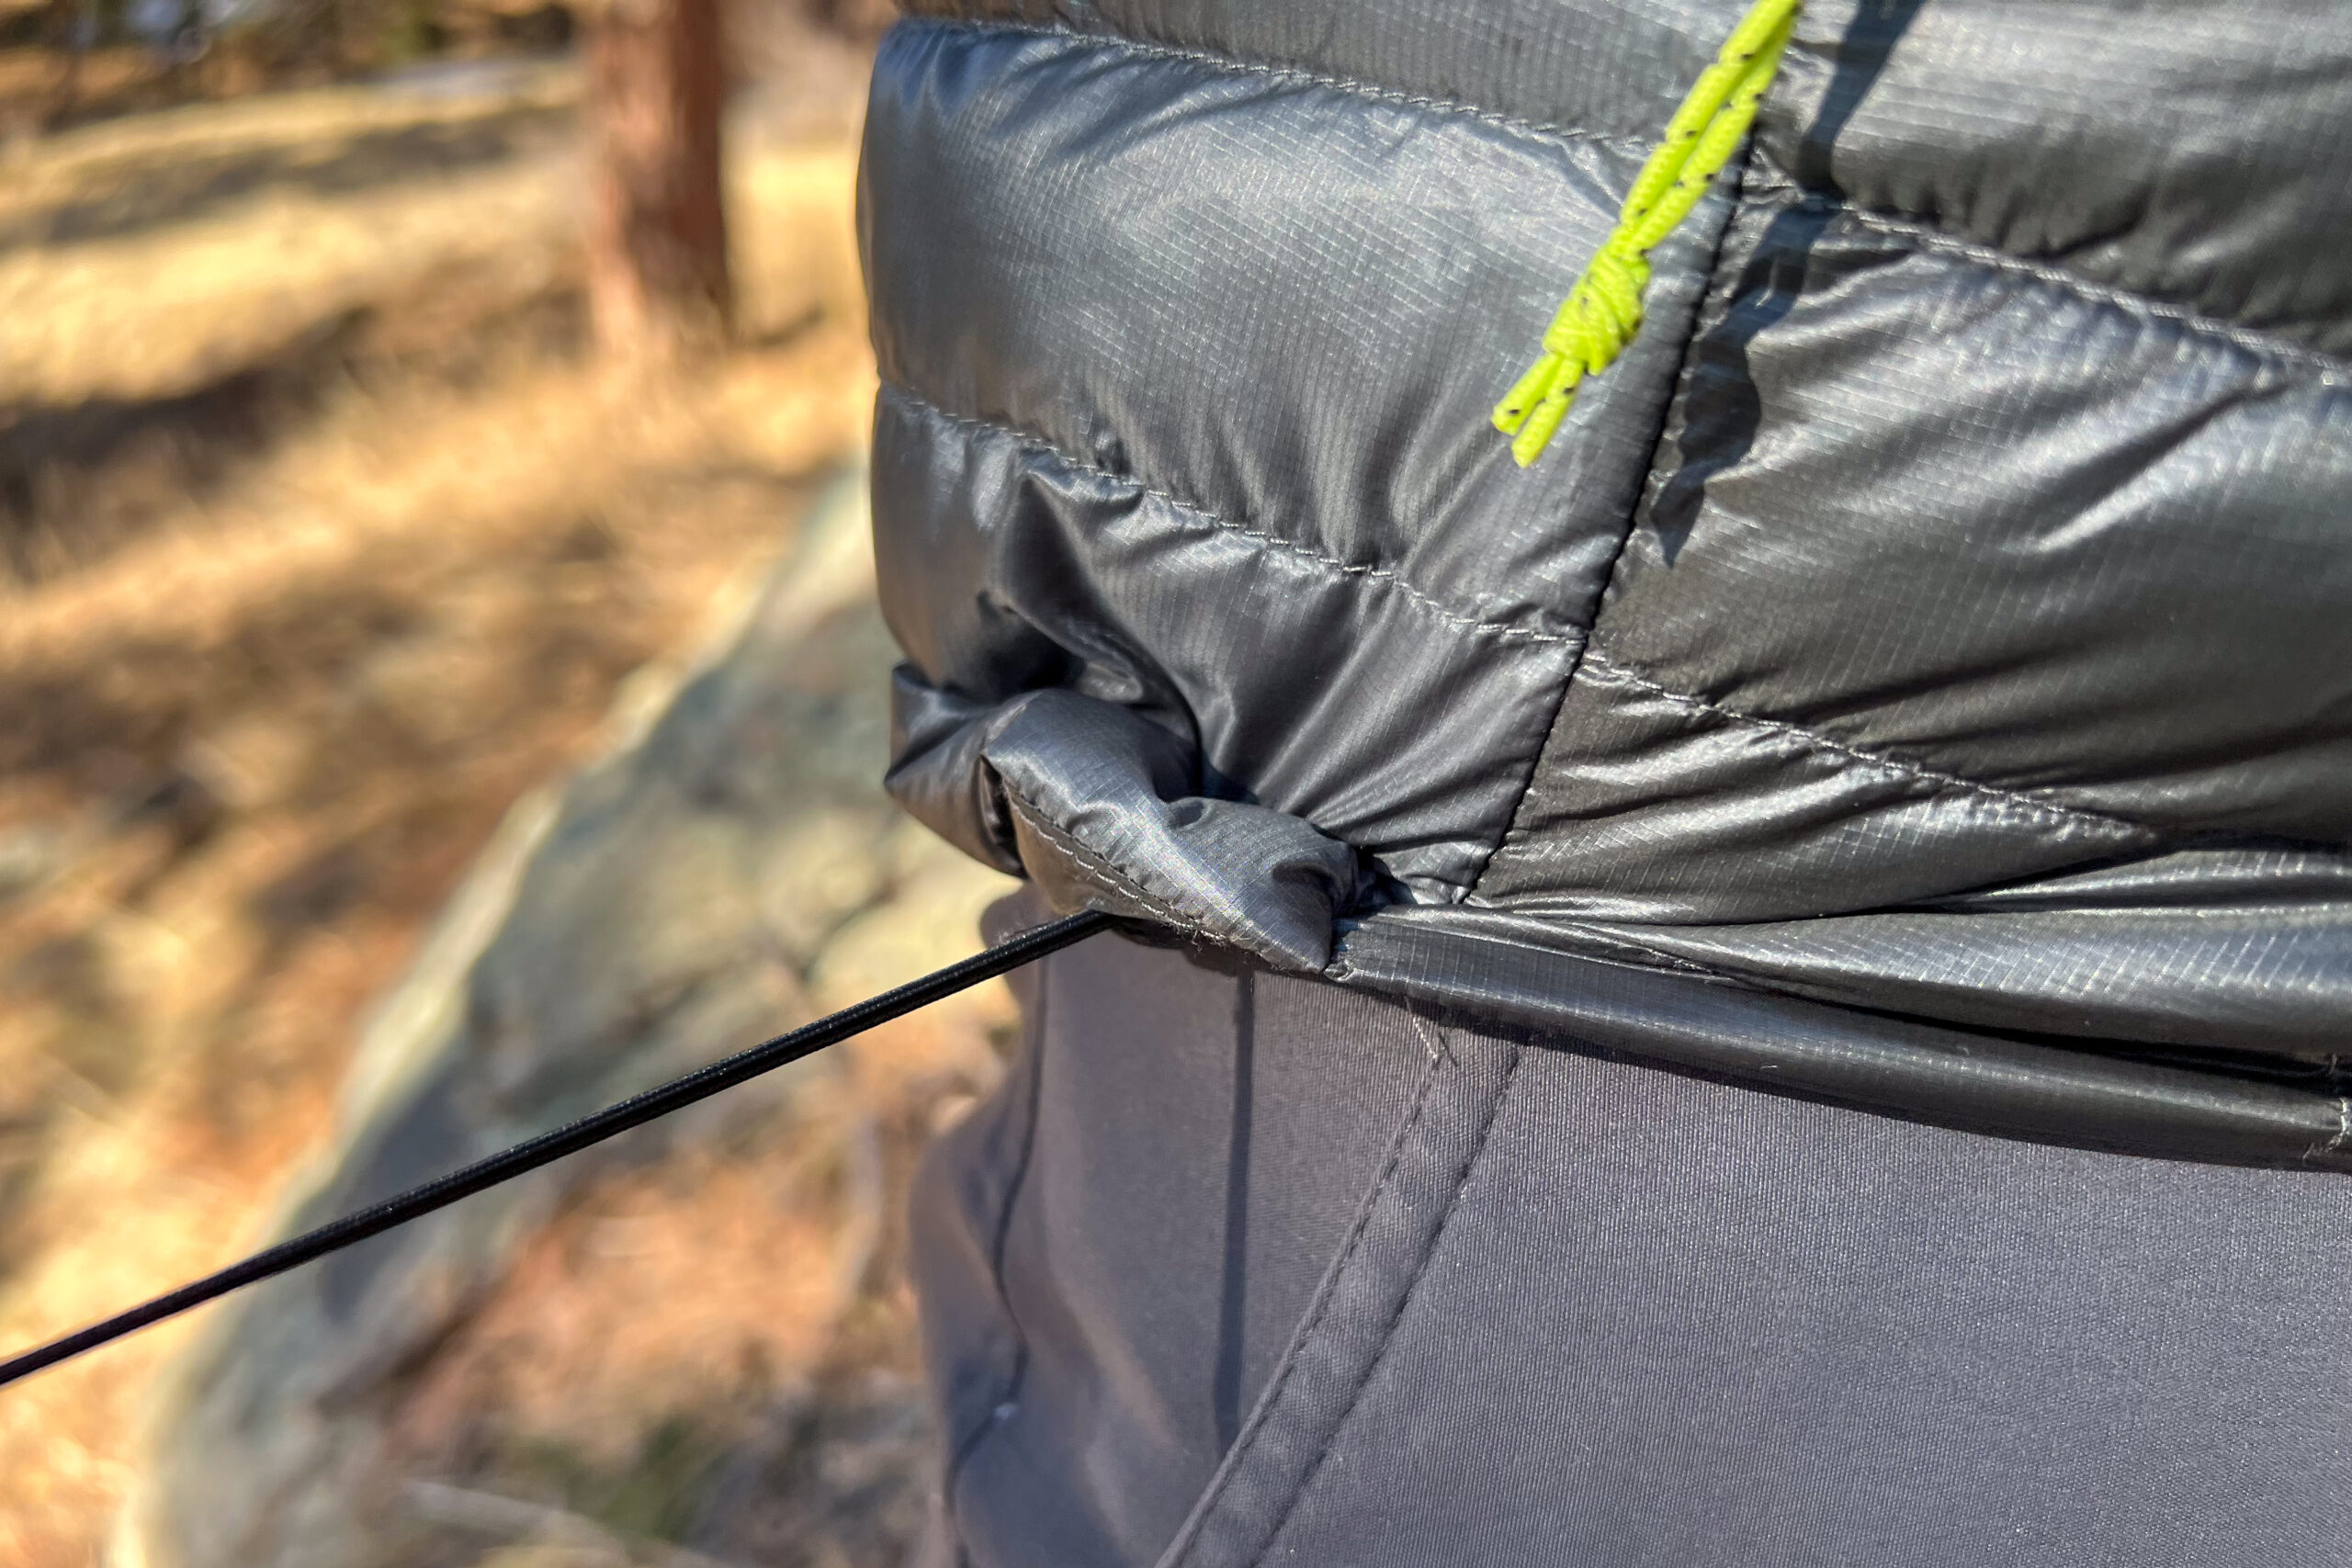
[860,1,2352,1562]
[864,0,2352,1165]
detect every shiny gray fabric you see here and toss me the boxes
[888,676,1363,967]
[861,1,2352,1148]
[1753,0,2352,354]
[1333,906,2352,1172]
[861,18,1730,900]
[913,915,2352,1568]
[1529,844,2352,1060]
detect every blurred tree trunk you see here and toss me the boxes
[582,0,733,360]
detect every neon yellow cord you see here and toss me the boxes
[1493,0,1800,467]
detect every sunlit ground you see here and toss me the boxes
[0,46,933,1563]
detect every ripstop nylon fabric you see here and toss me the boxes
[862,0,2352,1157]
[1495,0,1802,463]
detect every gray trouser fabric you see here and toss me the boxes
[910,896,2352,1568]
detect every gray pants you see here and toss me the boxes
[911,897,2352,1567]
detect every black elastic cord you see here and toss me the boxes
[0,908,1114,1391]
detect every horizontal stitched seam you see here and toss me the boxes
[906,15,1652,162]
[1745,160,2351,382]
[884,383,1579,649]
[1577,647,2160,839]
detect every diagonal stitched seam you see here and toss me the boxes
[1839,208,2350,380]
[1577,647,2162,838]
[1743,158,2352,383]
[1460,543,1629,891]
[885,383,1579,649]
[1243,1043,1524,1568]
[1159,1043,1452,1568]
[900,15,1652,162]
[1000,785,1211,941]
[1465,126,1767,900]
[1537,920,1734,981]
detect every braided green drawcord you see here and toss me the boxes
[1493,0,1800,467]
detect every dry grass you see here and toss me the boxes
[355,998,1001,1568]
[0,55,883,1566]
[0,65,582,403]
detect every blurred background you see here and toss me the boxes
[0,4,1026,1564]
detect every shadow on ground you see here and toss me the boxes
[0,98,577,254]
[128,479,1012,1568]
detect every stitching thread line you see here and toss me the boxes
[899,14,1651,162]
[1160,1043,1451,1568]
[910,16,2352,390]
[897,16,2352,390]
[1001,786,1207,939]
[1742,162,2352,385]
[1243,1043,1523,1568]
[883,384,1579,649]
[1468,143,1764,900]
[1577,647,2160,839]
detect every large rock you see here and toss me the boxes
[120,470,1015,1568]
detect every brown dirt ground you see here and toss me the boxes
[0,44,900,1564]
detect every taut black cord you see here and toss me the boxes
[0,908,1114,1391]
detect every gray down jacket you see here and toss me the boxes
[862,2,2352,1168]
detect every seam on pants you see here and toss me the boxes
[939,956,1055,1509]
[1248,1040,1525,1566]
[1157,1033,1524,1568]
[1157,1042,1453,1568]
[896,14,1653,163]
[1218,1052,1447,1463]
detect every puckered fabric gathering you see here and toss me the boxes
[858,3,2352,1563]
